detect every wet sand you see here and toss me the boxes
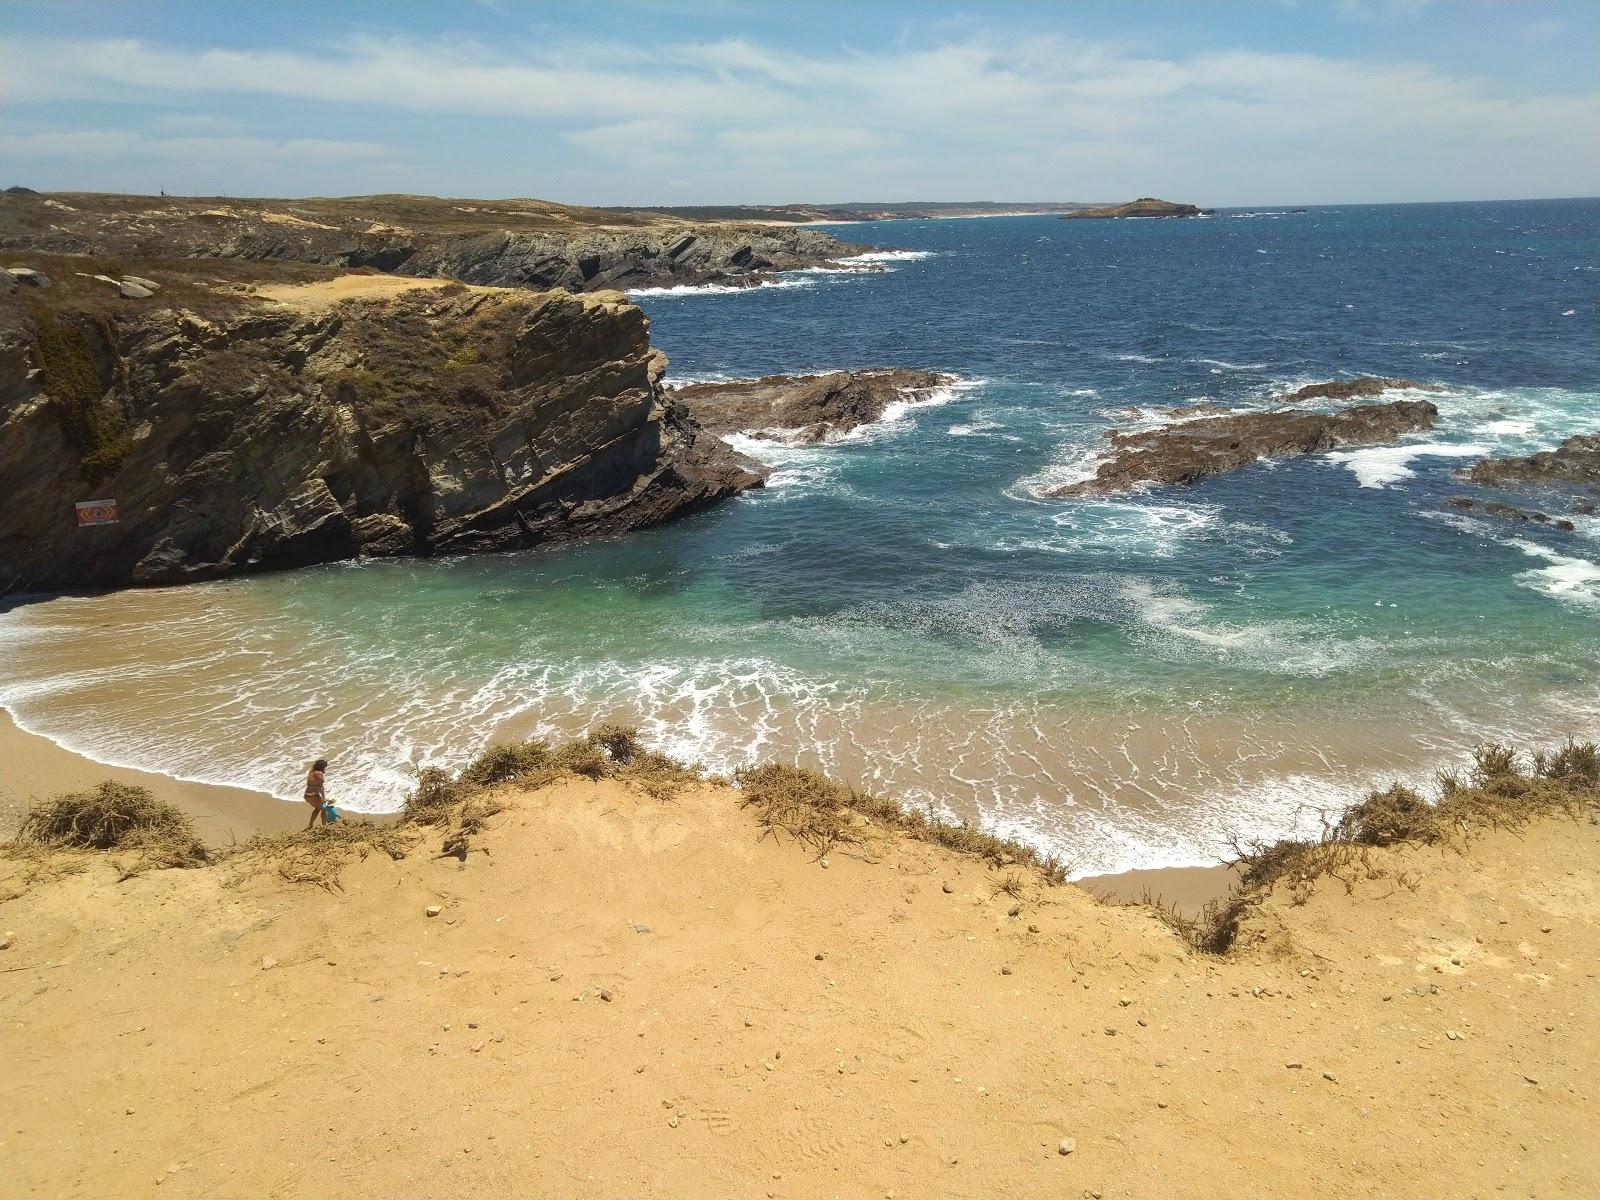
[1076,862,1237,917]
[0,710,305,844]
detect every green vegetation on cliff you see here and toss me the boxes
[24,298,130,484]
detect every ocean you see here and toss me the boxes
[2,199,1596,875]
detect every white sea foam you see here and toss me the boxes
[837,249,937,264]
[627,277,815,297]
[1191,358,1267,371]
[1507,540,1600,612]
[1322,442,1485,488]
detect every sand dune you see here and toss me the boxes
[3,771,1595,1199]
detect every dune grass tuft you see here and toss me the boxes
[734,761,1070,882]
[17,781,206,877]
[1159,739,1599,954]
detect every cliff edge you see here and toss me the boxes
[0,263,764,592]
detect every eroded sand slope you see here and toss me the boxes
[2,777,1595,1199]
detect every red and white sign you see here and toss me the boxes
[75,499,120,527]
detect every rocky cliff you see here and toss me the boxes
[0,192,864,293]
[0,268,764,593]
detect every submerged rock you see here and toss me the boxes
[0,279,764,592]
[673,368,956,445]
[1049,401,1439,498]
[1272,377,1424,405]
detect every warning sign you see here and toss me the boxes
[75,499,120,527]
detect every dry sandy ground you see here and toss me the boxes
[2,775,1595,1200]
[253,274,477,309]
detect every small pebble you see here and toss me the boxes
[1001,964,1013,976]
[1323,1072,1337,1082]
[260,957,278,971]
[599,989,614,1003]
[426,905,442,917]
[1285,1062,1303,1070]
[942,882,953,894]
[1028,924,1040,934]
[1058,1137,1076,1156]
[814,953,825,961]
[1007,902,1022,918]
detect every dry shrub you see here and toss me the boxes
[1171,739,1600,955]
[592,724,641,763]
[1534,738,1600,788]
[404,767,464,826]
[17,781,206,877]
[1335,784,1438,846]
[734,762,1069,882]
[458,741,554,789]
[228,821,410,891]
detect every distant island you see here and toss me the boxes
[1061,197,1207,219]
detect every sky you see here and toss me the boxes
[1,0,1596,207]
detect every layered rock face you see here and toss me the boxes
[0,192,862,293]
[672,369,955,444]
[402,227,855,292]
[1050,400,1439,497]
[0,280,764,592]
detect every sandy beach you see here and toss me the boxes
[0,710,307,844]
[0,705,1232,914]
[3,769,1594,1199]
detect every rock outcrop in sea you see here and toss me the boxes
[1271,376,1424,404]
[1448,434,1599,531]
[0,273,764,592]
[1050,399,1439,497]
[1462,435,1599,493]
[672,369,955,444]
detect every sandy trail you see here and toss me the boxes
[2,775,1594,1199]
[253,274,466,309]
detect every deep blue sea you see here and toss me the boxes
[2,200,1596,873]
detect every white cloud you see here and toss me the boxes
[0,131,395,164]
[1,28,1594,204]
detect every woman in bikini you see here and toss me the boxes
[304,758,331,829]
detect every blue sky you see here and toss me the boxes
[2,1,1595,205]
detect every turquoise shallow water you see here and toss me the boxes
[2,201,1596,873]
